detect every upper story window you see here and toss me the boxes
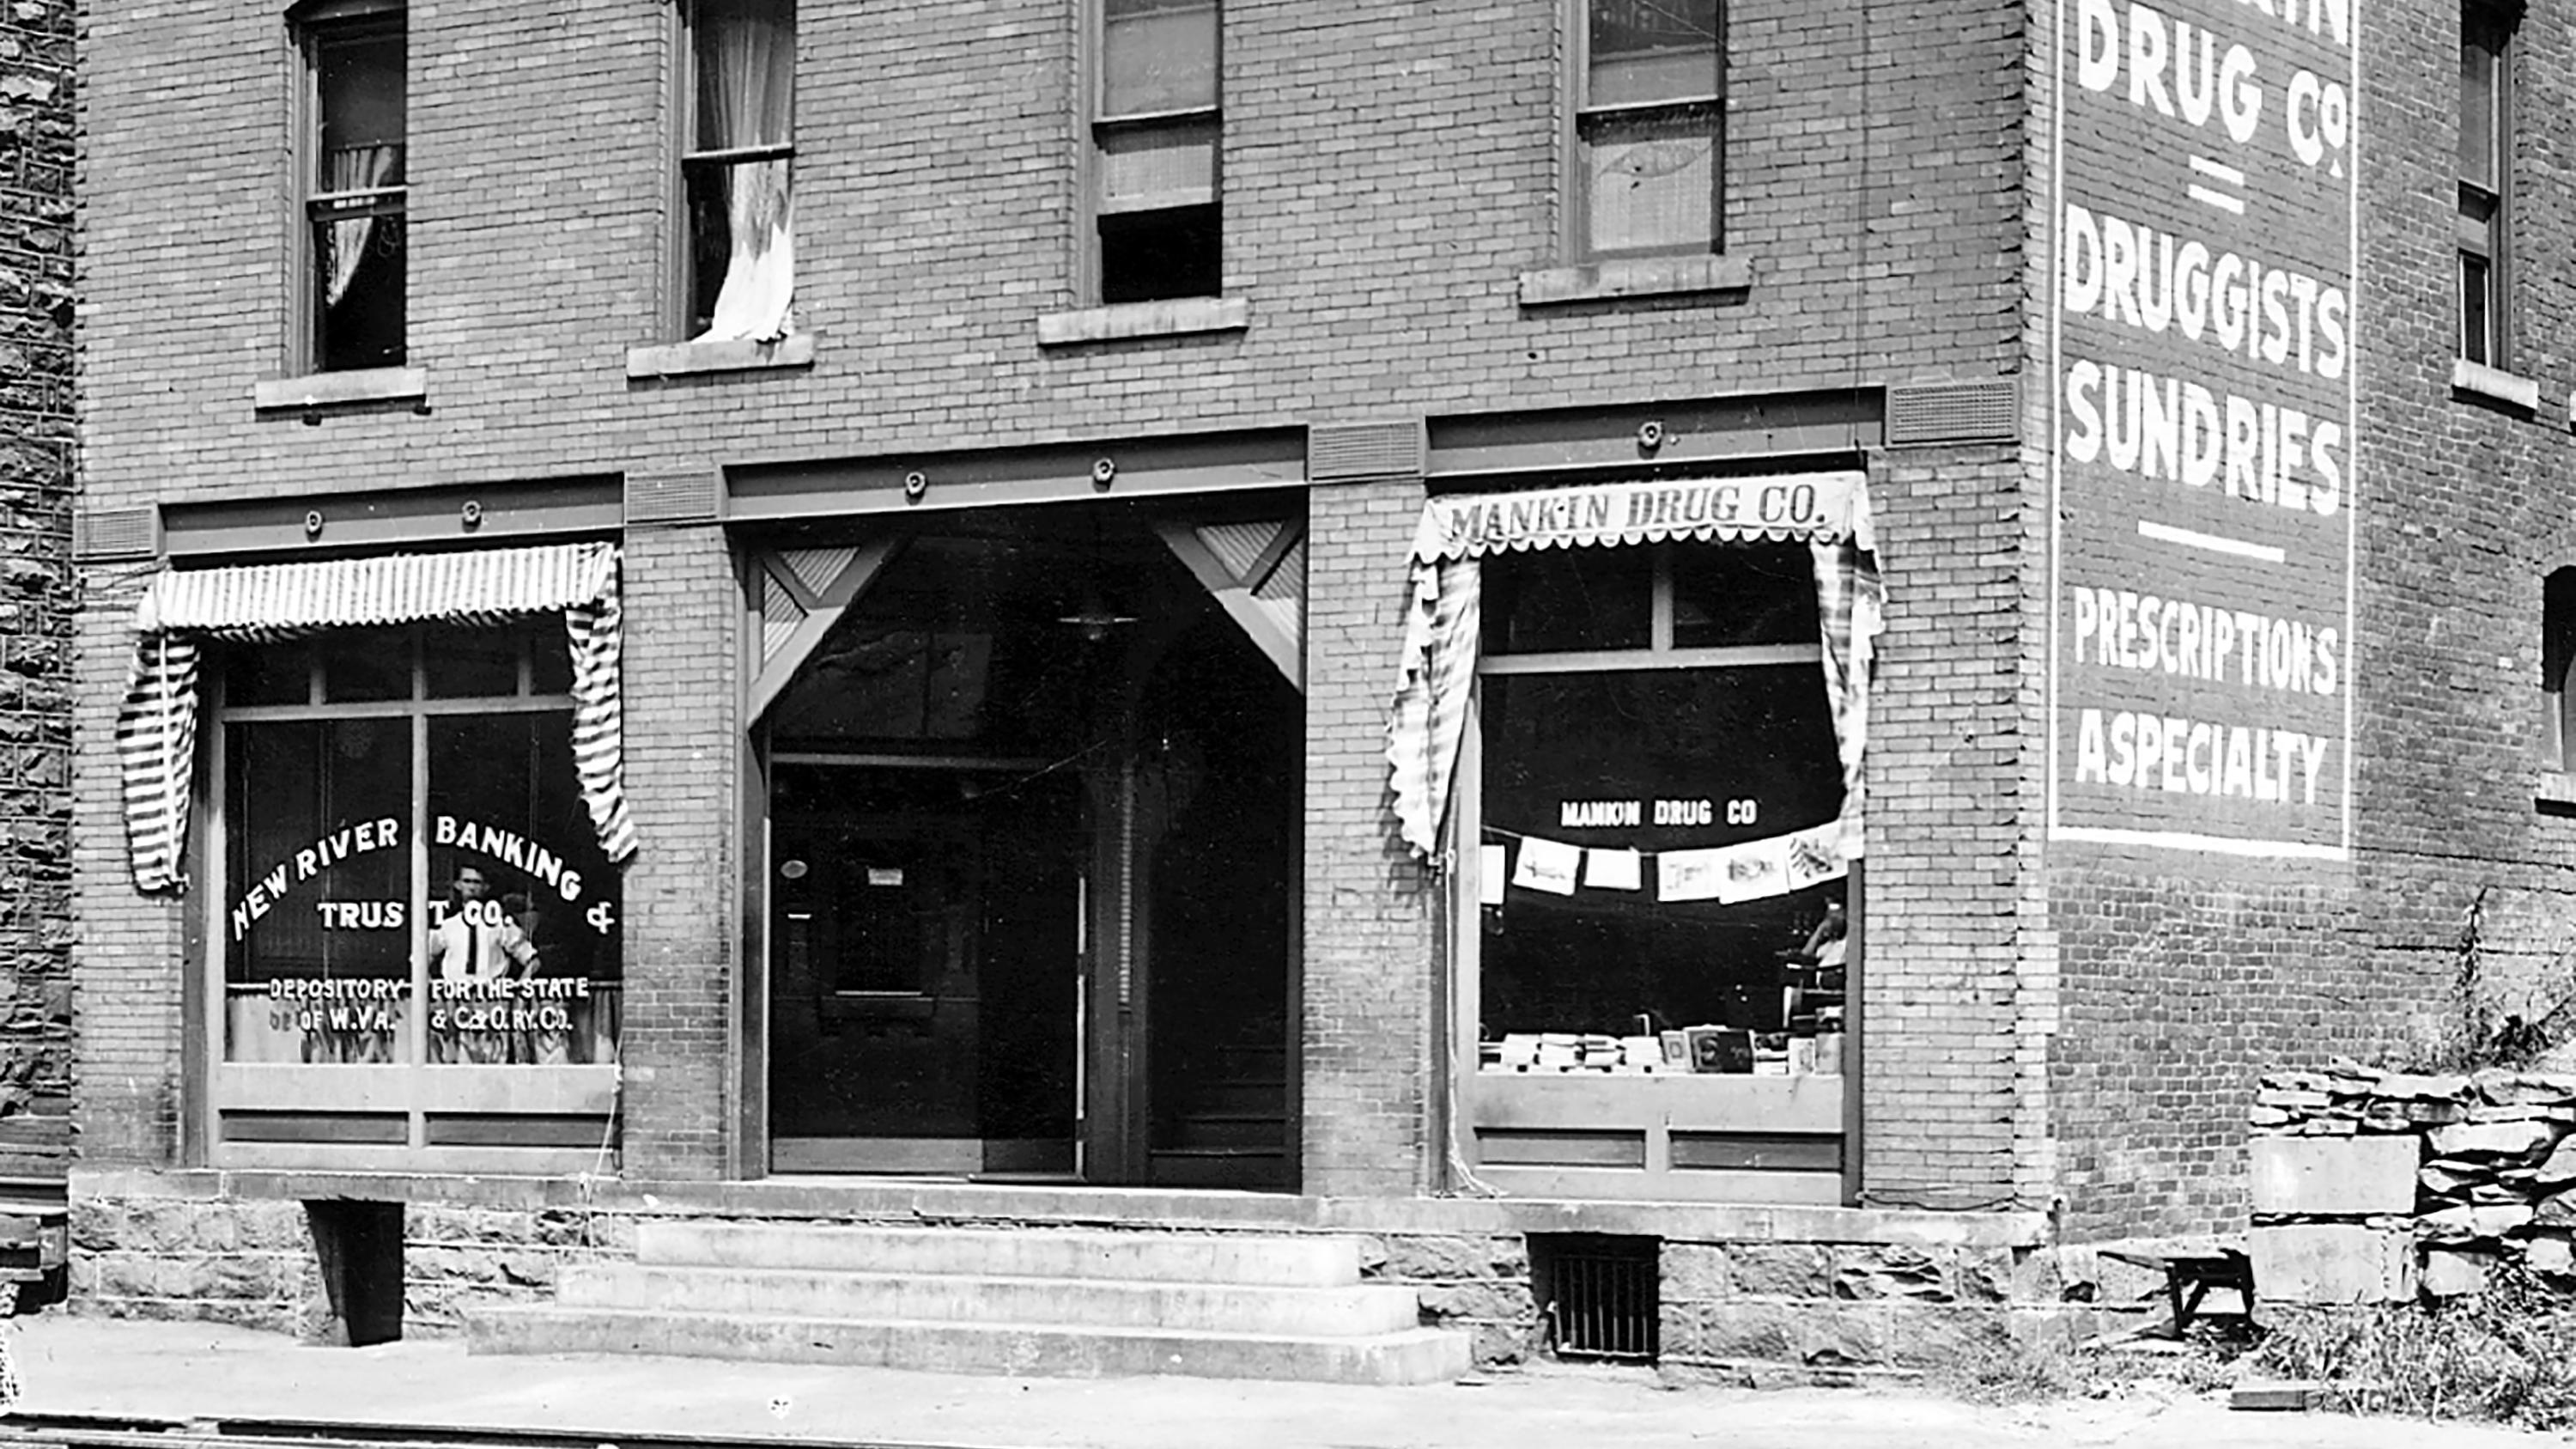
[2544,569,2575,774]
[299,0,407,373]
[2458,5,2510,366]
[683,0,796,342]
[1090,0,1220,303]
[1573,0,1721,259]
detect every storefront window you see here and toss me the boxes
[218,621,622,1066]
[1477,543,1848,1076]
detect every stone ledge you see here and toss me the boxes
[1036,296,1249,346]
[625,332,817,380]
[2451,356,2542,413]
[1517,253,1752,307]
[74,1170,2047,1248]
[251,367,427,412]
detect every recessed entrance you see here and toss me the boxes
[750,502,1302,1188]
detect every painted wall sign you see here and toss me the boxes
[2047,0,2357,858]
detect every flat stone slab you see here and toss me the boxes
[2250,1225,2411,1306]
[2250,1135,2419,1215]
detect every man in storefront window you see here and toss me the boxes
[428,864,539,1064]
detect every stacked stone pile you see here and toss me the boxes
[2249,1062,2576,1301]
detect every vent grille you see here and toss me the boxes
[1530,1233,1660,1363]
[1308,421,1423,481]
[624,470,723,526]
[75,506,158,562]
[1886,379,2020,446]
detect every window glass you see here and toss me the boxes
[222,719,413,1064]
[321,628,410,703]
[226,646,313,709]
[425,711,623,1065]
[686,0,795,341]
[218,628,622,1069]
[1579,106,1717,257]
[423,622,520,698]
[1670,542,1817,648]
[310,20,406,372]
[1478,667,1843,1048]
[1103,0,1218,117]
[1093,0,1220,302]
[1589,0,1718,107]
[1482,546,1653,654]
[2460,21,2497,189]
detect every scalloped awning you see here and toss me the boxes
[1408,471,1871,564]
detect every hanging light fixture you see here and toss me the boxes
[1054,508,1141,642]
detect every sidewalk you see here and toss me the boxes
[0,1315,2559,1449]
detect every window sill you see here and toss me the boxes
[626,332,817,380]
[252,367,428,412]
[2452,356,2542,414]
[2542,770,2576,809]
[1518,253,1753,307]
[1036,296,1249,347]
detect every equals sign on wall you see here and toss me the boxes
[2187,155,2246,216]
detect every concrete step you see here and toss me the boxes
[470,1305,1473,1385]
[636,1221,1360,1286]
[560,1263,1422,1336]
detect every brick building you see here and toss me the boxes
[59,0,2576,1375]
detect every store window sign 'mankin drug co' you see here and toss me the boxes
[228,815,610,942]
[2047,0,2357,860]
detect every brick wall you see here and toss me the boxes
[77,0,2026,527]
[2038,0,2576,1240]
[1301,475,1437,1198]
[77,0,2031,1196]
[1862,444,2028,1208]
[611,525,737,1180]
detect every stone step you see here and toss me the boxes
[560,1263,1422,1336]
[470,1305,1474,1385]
[636,1221,1361,1286]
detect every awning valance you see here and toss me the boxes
[1388,477,1883,863]
[1409,471,1871,565]
[136,542,621,637]
[117,542,636,893]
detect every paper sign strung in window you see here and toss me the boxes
[1583,847,1643,891]
[1713,837,1790,904]
[1511,837,1582,897]
[1783,824,1844,891]
[1656,847,1723,902]
[1479,844,1508,905]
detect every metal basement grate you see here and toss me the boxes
[1530,1233,1660,1362]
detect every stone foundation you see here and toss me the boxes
[70,1170,2073,1376]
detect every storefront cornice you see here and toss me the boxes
[723,427,1309,523]
[161,477,624,562]
[1425,387,1882,485]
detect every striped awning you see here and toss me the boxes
[1388,476,1880,862]
[117,542,637,892]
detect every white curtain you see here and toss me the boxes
[323,145,398,307]
[697,1,795,343]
